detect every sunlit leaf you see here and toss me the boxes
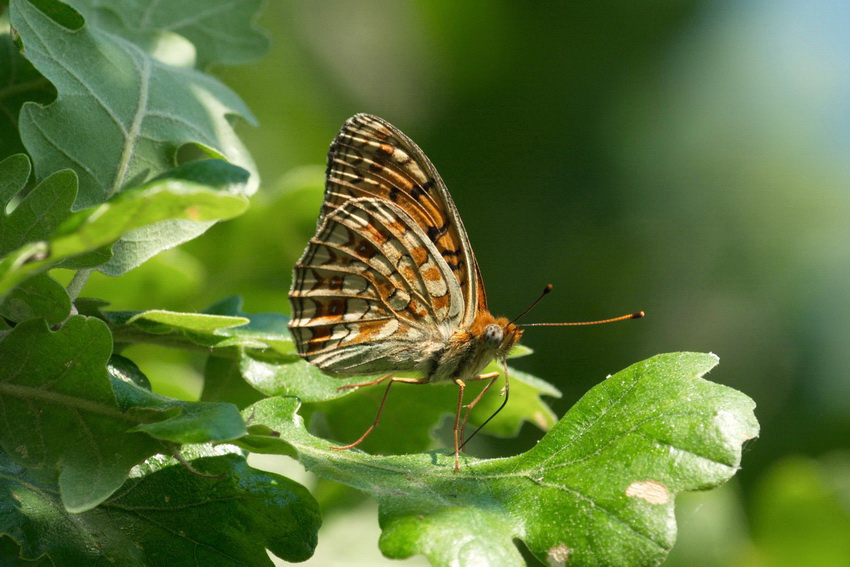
[11,0,258,207]
[0,175,247,301]
[237,352,758,567]
[85,0,269,68]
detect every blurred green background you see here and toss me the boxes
[83,1,850,565]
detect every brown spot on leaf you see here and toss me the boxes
[547,544,572,567]
[625,480,669,505]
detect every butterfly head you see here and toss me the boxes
[479,316,523,361]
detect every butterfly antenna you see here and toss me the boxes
[511,284,645,327]
[460,288,644,451]
[521,311,645,327]
[509,284,555,325]
[458,361,511,451]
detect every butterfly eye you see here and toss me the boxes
[483,324,503,348]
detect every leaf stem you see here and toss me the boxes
[67,268,92,302]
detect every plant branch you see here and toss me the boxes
[66,268,93,302]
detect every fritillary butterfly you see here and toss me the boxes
[288,114,641,471]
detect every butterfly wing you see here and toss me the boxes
[321,114,487,323]
[290,114,491,376]
[289,196,464,376]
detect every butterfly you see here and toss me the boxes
[288,114,642,471]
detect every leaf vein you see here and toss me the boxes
[161,2,243,33]
[110,43,151,196]
[533,479,671,552]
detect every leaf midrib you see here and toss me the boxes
[0,382,131,423]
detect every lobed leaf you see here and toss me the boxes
[199,297,560,449]
[0,174,247,301]
[11,0,258,207]
[0,316,245,512]
[303,360,560,455]
[104,308,263,353]
[0,29,55,161]
[0,165,76,257]
[0,446,320,565]
[100,296,297,357]
[98,159,253,275]
[205,296,296,355]
[9,0,262,275]
[0,272,70,325]
[236,352,759,567]
[84,0,270,69]
[104,296,562,453]
[0,154,32,209]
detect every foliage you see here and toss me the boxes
[238,353,757,567]
[0,1,758,565]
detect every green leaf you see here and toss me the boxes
[508,343,533,358]
[0,167,76,257]
[110,380,245,445]
[106,308,256,350]
[201,355,265,409]
[103,296,296,353]
[85,0,270,68]
[0,29,55,161]
[9,0,259,275]
[0,446,320,565]
[464,363,560,436]
[241,352,365,401]
[0,316,245,512]
[108,353,151,390]
[0,316,163,511]
[125,309,250,337]
[0,154,32,206]
[150,158,251,192]
[236,353,759,567]
[259,356,560,455]
[198,300,559,438]
[97,160,252,275]
[203,295,296,355]
[0,177,247,301]
[319,366,557,454]
[11,0,258,208]
[0,272,70,324]
[94,299,558,455]
[0,160,76,303]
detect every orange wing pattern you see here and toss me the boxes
[289,114,486,376]
[322,114,486,320]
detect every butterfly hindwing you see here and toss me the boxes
[290,197,463,376]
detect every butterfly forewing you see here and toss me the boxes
[322,114,486,321]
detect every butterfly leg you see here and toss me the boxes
[336,373,393,391]
[452,378,467,472]
[451,372,500,471]
[457,372,500,450]
[331,375,429,451]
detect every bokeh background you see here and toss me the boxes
[85,1,850,565]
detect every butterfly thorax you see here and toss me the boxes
[425,313,523,383]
